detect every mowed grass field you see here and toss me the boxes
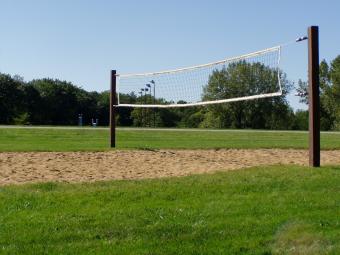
[0,126,339,151]
[0,126,339,254]
[1,165,340,254]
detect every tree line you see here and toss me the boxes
[0,75,110,126]
[0,56,339,130]
[297,56,340,130]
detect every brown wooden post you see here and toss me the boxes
[308,26,320,167]
[110,70,117,148]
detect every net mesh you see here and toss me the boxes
[117,46,281,108]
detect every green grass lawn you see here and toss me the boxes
[0,165,339,254]
[1,126,339,254]
[0,126,339,151]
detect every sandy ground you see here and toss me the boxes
[1,149,340,185]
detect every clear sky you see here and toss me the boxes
[1,0,339,110]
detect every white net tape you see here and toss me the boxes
[117,46,282,108]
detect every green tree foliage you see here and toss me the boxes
[201,61,293,129]
[130,96,181,127]
[173,104,205,128]
[96,91,110,126]
[0,73,24,124]
[117,93,137,126]
[130,94,153,127]
[0,74,112,126]
[28,79,85,125]
[1,55,338,130]
[328,56,340,129]
[297,56,340,130]
[292,110,309,130]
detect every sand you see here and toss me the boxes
[1,149,340,185]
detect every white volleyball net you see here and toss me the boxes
[116,46,282,108]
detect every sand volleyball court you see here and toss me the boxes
[1,149,340,185]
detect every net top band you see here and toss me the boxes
[116,46,281,78]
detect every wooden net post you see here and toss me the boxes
[308,26,320,167]
[110,70,117,148]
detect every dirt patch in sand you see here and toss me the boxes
[1,149,340,185]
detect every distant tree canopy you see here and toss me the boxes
[297,55,340,130]
[0,73,24,123]
[0,55,339,130]
[201,61,294,129]
[0,76,110,126]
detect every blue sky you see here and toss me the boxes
[1,0,339,110]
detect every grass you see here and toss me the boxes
[1,126,339,253]
[0,126,339,151]
[0,165,339,254]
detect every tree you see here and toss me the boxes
[21,83,43,124]
[297,57,340,130]
[129,95,181,127]
[0,73,24,124]
[95,91,110,126]
[296,79,308,104]
[292,110,308,130]
[29,79,87,125]
[117,92,137,126]
[329,56,340,130]
[201,61,293,129]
